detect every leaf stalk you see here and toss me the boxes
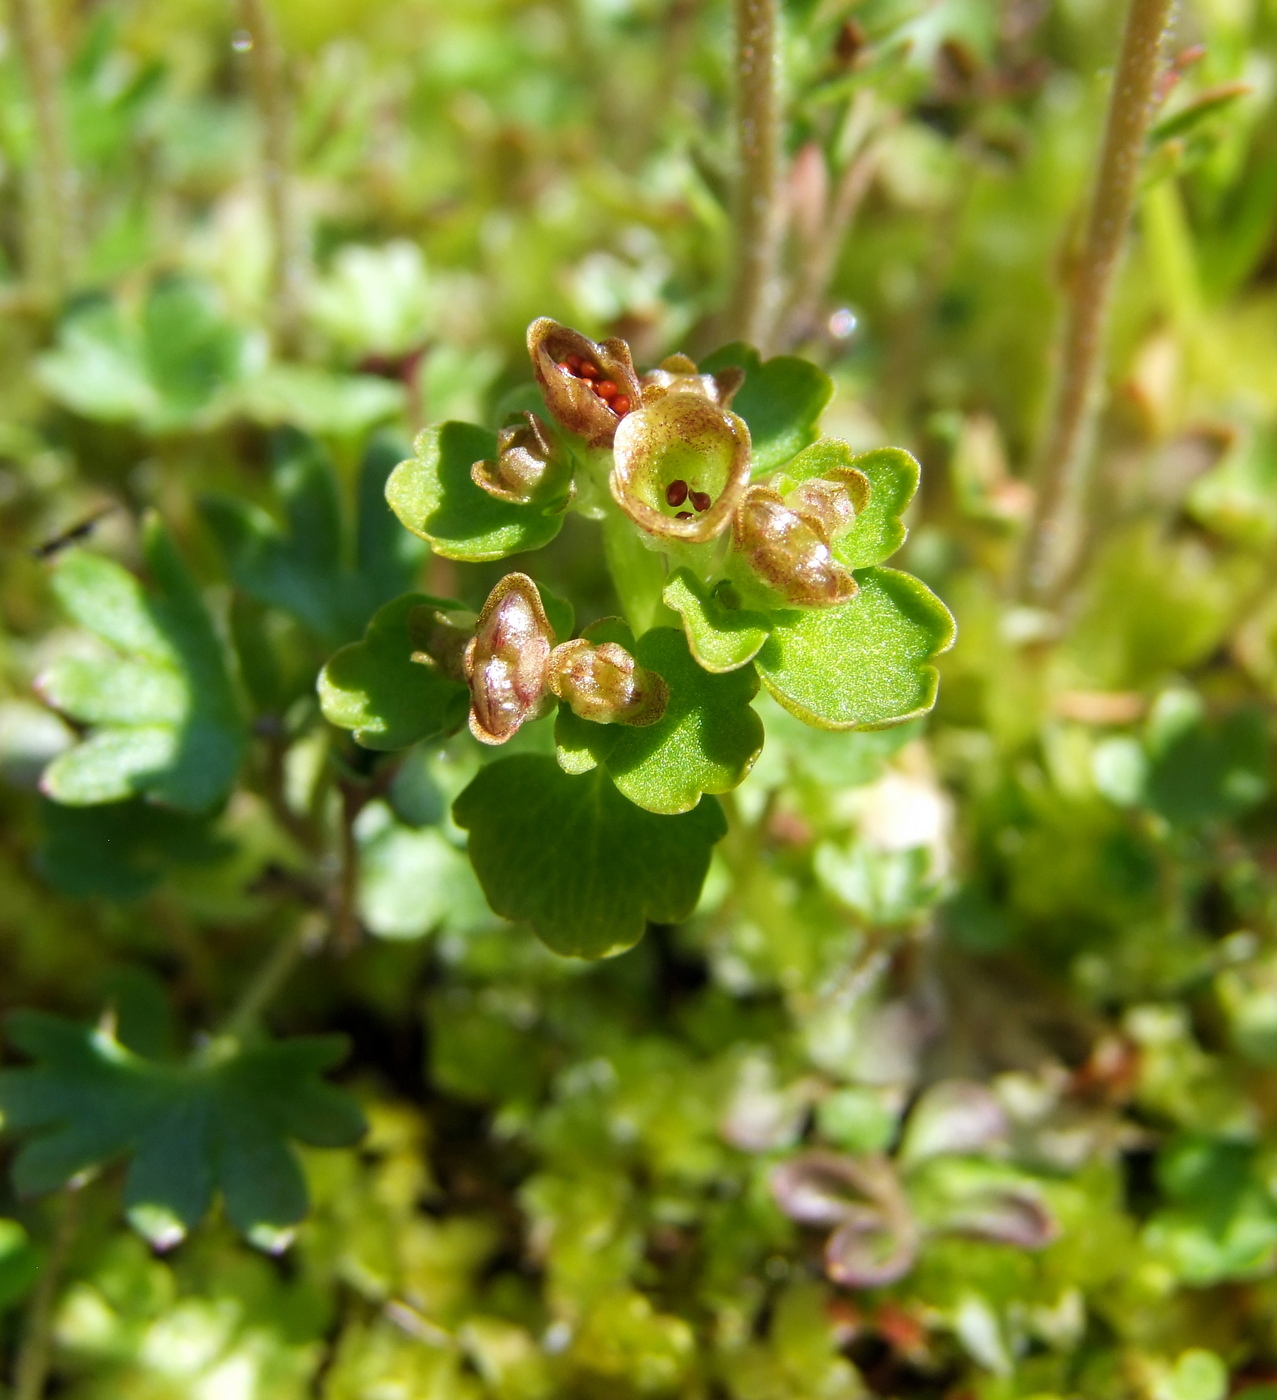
[1017,0,1174,605]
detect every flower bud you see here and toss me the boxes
[732,484,858,607]
[527,318,643,448]
[610,392,752,544]
[463,574,556,745]
[408,605,474,682]
[547,639,668,727]
[640,353,744,409]
[471,412,571,506]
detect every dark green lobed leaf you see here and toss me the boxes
[0,1013,365,1244]
[453,755,727,958]
[39,516,246,812]
[662,569,772,674]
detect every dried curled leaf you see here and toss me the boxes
[548,638,668,727]
[527,318,642,448]
[610,393,752,544]
[464,574,558,745]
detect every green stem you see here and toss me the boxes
[1017,0,1174,604]
[236,0,304,353]
[7,0,77,302]
[12,1188,80,1400]
[728,0,783,352]
[603,513,674,636]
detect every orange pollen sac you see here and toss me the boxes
[555,361,573,374]
[578,360,600,379]
[612,395,631,415]
[594,380,618,399]
[665,479,689,507]
[565,353,583,371]
[689,489,711,513]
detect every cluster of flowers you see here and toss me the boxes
[440,320,874,745]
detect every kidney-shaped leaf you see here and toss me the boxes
[452,755,727,958]
[319,593,470,751]
[38,517,246,812]
[0,1011,365,1247]
[386,422,565,561]
[757,567,955,731]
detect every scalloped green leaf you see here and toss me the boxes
[203,429,425,646]
[700,343,833,474]
[781,441,919,568]
[318,593,470,751]
[452,755,727,958]
[0,1012,365,1245]
[386,422,565,562]
[663,568,772,673]
[38,517,246,812]
[757,567,955,730]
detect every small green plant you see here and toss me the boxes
[320,319,953,956]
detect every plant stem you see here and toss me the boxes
[236,0,304,353]
[12,1188,79,1400]
[7,0,77,303]
[728,0,783,352]
[1017,0,1173,604]
[221,915,321,1041]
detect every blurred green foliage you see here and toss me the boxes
[1,0,1277,1397]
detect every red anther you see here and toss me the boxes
[578,360,600,379]
[665,479,689,507]
[689,489,711,513]
[676,510,693,519]
[556,361,574,375]
[612,395,631,415]
[565,353,583,371]
[595,380,618,399]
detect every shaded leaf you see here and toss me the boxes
[203,430,425,646]
[572,627,764,815]
[700,344,832,474]
[386,422,565,561]
[757,567,955,730]
[452,755,727,958]
[0,1012,365,1245]
[38,518,246,812]
[318,593,470,751]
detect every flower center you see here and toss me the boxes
[664,478,712,518]
[555,354,632,416]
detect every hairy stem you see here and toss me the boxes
[728,0,783,352]
[1018,0,1173,604]
[7,0,77,302]
[236,0,304,352]
[12,1188,80,1400]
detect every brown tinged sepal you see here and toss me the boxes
[527,318,643,449]
[640,353,745,409]
[548,639,668,727]
[610,393,752,544]
[731,466,869,608]
[463,573,557,745]
[470,412,574,508]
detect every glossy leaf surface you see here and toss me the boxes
[663,569,772,673]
